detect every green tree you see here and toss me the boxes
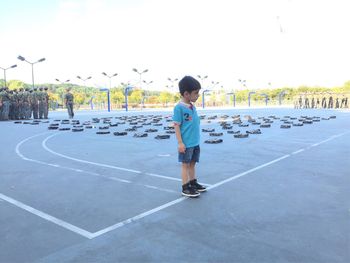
[159,91,173,106]
[129,89,143,103]
[111,89,124,104]
[7,80,25,90]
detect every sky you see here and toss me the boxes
[1,0,349,91]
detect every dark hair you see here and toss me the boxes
[178,76,201,96]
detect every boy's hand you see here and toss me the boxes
[178,142,186,153]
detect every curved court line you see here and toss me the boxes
[88,130,349,238]
[15,133,178,193]
[12,130,349,239]
[15,132,128,181]
[42,133,188,183]
[43,133,141,174]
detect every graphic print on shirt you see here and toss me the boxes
[184,113,192,121]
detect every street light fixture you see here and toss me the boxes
[0,64,17,88]
[101,72,118,112]
[101,72,118,90]
[211,81,220,88]
[248,91,256,107]
[167,77,178,93]
[17,55,46,89]
[132,68,148,89]
[197,75,208,88]
[226,92,236,107]
[238,79,246,89]
[55,79,70,106]
[202,89,211,109]
[77,75,92,93]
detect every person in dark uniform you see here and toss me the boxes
[43,87,49,119]
[298,96,302,109]
[31,87,39,119]
[321,94,327,108]
[64,88,74,118]
[328,94,334,109]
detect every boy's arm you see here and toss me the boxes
[174,124,186,153]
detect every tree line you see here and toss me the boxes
[1,79,349,108]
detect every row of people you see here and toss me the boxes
[0,87,49,121]
[294,94,349,109]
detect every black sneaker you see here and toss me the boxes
[182,184,200,198]
[190,179,207,192]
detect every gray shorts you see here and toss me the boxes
[178,145,200,163]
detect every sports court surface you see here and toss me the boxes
[1,107,349,263]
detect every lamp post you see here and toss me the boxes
[17,55,45,89]
[102,72,118,90]
[202,89,211,109]
[55,78,70,106]
[211,81,220,91]
[238,79,246,90]
[260,93,269,106]
[0,64,17,88]
[101,72,118,112]
[167,77,178,92]
[76,75,92,89]
[77,75,92,106]
[123,85,133,112]
[197,75,208,88]
[132,68,148,89]
[143,80,153,87]
[248,91,256,107]
[226,92,236,107]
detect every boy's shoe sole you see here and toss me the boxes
[182,192,200,198]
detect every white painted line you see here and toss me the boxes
[292,149,305,154]
[16,133,178,193]
[157,154,171,157]
[42,133,142,174]
[43,133,212,185]
[207,154,291,190]
[0,193,94,239]
[90,131,349,238]
[144,185,178,194]
[145,173,212,187]
[108,177,131,184]
[144,173,182,182]
[90,197,186,238]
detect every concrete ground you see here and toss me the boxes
[0,107,349,263]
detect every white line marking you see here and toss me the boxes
[207,154,291,190]
[90,197,186,238]
[157,154,171,157]
[144,173,212,186]
[90,131,349,238]
[0,193,94,239]
[13,130,349,239]
[42,133,141,174]
[144,185,178,194]
[42,133,212,185]
[144,173,182,182]
[292,149,305,154]
[108,177,131,183]
[16,133,177,193]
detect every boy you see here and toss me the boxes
[173,76,206,198]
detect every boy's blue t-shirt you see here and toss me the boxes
[173,102,200,148]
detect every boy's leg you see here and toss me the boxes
[188,161,196,181]
[181,162,200,197]
[181,162,190,185]
[189,161,207,192]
